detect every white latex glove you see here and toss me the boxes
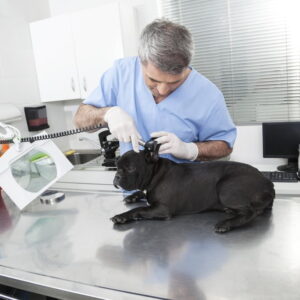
[151,131,199,161]
[104,107,141,152]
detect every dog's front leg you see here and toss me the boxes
[111,204,171,224]
[123,191,146,204]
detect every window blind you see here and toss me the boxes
[159,0,300,125]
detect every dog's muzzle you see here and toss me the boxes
[113,175,120,189]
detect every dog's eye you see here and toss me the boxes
[127,166,136,173]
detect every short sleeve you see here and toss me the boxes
[83,61,119,107]
[200,93,237,148]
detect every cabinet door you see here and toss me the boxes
[71,3,124,98]
[30,15,81,102]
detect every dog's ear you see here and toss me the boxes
[145,151,157,163]
[151,141,160,162]
[144,140,160,163]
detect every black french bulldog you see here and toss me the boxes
[111,145,275,233]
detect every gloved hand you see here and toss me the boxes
[151,131,199,161]
[104,106,141,152]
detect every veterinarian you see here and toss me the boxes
[74,19,237,163]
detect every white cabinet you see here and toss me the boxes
[30,3,129,102]
[71,4,124,98]
[30,15,81,101]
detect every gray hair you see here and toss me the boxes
[138,19,194,74]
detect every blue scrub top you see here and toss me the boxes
[84,56,236,163]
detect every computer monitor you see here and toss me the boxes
[262,122,300,172]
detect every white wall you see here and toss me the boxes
[0,0,48,106]
[231,125,285,166]
[0,0,71,150]
[48,0,158,34]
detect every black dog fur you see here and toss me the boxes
[111,150,275,233]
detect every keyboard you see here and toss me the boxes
[261,171,299,182]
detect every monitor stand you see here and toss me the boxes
[277,158,298,173]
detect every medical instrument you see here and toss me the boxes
[40,190,65,205]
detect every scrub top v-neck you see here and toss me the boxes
[84,57,236,163]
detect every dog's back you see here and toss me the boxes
[148,159,275,218]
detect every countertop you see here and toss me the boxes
[52,162,300,195]
[0,189,300,299]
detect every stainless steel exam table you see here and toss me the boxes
[0,190,299,300]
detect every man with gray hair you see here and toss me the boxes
[74,19,236,163]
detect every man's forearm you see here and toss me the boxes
[73,103,111,128]
[194,140,232,161]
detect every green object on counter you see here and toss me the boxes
[29,152,49,162]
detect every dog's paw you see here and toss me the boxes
[111,214,129,224]
[224,207,236,216]
[123,191,145,204]
[123,195,138,204]
[214,221,232,233]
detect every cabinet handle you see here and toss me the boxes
[71,77,75,92]
[83,76,87,92]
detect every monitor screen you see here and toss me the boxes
[262,122,300,159]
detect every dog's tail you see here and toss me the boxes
[261,181,275,211]
[267,181,275,209]
[251,179,275,214]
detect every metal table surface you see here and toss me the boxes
[0,190,299,300]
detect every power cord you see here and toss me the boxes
[0,123,105,145]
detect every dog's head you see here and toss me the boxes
[113,141,160,191]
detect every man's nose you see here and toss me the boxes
[157,83,171,96]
